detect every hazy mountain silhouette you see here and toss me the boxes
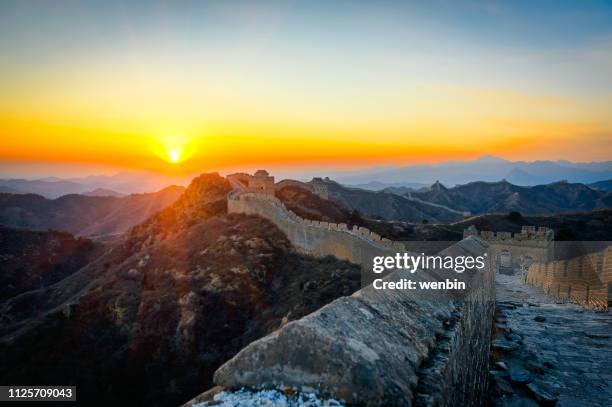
[314,178,465,223]
[0,171,192,198]
[0,186,185,236]
[590,178,612,191]
[82,188,125,197]
[334,156,612,187]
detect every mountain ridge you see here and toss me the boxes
[334,156,612,187]
[0,186,185,236]
[409,179,611,216]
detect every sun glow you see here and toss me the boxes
[169,149,181,163]
[149,135,197,165]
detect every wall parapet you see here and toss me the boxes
[464,225,554,243]
[211,237,494,407]
[525,246,612,309]
[228,190,395,258]
[182,175,497,406]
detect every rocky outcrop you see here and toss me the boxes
[212,237,494,406]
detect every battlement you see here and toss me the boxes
[188,173,497,407]
[463,225,554,242]
[228,171,315,195]
[310,177,331,199]
[526,246,612,309]
[230,191,402,252]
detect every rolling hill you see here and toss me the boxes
[409,180,612,215]
[0,186,185,236]
[0,173,360,406]
[312,179,464,223]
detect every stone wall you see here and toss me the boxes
[228,191,405,270]
[463,225,554,242]
[212,237,494,406]
[464,226,554,275]
[204,185,495,405]
[274,179,314,192]
[525,246,612,309]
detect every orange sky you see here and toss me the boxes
[1,2,611,176]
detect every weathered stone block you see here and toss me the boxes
[212,237,494,406]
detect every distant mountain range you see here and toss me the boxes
[0,186,185,236]
[589,179,612,191]
[333,156,612,187]
[407,179,612,216]
[322,177,612,221]
[318,180,465,223]
[3,157,610,197]
[0,171,192,198]
[82,188,125,197]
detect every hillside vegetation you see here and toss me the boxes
[0,173,360,407]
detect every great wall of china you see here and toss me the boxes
[185,171,493,406]
[186,170,610,406]
[526,247,612,309]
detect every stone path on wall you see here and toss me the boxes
[489,274,612,407]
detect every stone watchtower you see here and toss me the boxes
[248,170,275,194]
[464,225,554,276]
[311,177,330,200]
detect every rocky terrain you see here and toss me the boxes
[0,227,103,302]
[0,173,361,406]
[0,185,185,236]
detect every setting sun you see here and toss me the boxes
[169,149,181,163]
[148,135,198,166]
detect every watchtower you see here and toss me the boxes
[248,170,275,194]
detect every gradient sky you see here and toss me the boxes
[1,0,611,176]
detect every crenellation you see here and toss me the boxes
[226,171,430,271]
[498,231,513,240]
[358,226,370,237]
[526,247,611,309]
[219,171,497,406]
[481,231,495,240]
[462,226,555,277]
